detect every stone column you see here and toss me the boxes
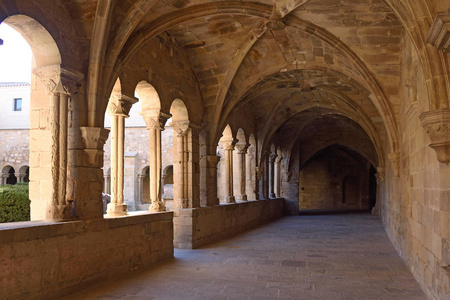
[235,143,249,201]
[275,155,282,197]
[33,65,84,220]
[136,174,144,204]
[104,174,111,194]
[106,95,136,217]
[205,155,220,206]
[220,138,237,203]
[1,174,7,185]
[141,110,171,212]
[67,127,110,220]
[172,121,190,208]
[269,153,277,198]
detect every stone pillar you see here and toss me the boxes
[263,155,270,199]
[106,94,136,217]
[220,138,237,203]
[1,174,7,185]
[33,65,84,220]
[275,155,282,197]
[172,121,190,208]
[205,155,220,206]
[67,127,110,220]
[246,146,257,200]
[141,110,171,212]
[235,143,249,201]
[269,153,277,198]
[104,174,111,194]
[420,108,450,163]
[136,174,144,204]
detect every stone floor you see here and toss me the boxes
[62,213,426,300]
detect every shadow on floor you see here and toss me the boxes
[299,208,372,215]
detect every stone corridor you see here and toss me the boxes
[61,213,425,300]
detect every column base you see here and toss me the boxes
[236,195,247,201]
[106,203,128,217]
[46,204,75,221]
[269,193,276,198]
[224,196,236,203]
[149,201,167,212]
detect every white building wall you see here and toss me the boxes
[0,82,30,129]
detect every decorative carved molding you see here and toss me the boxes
[205,155,220,166]
[171,120,191,136]
[79,127,110,150]
[427,11,450,51]
[420,108,450,163]
[266,19,286,31]
[388,152,400,177]
[235,143,250,154]
[220,137,237,150]
[269,152,278,162]
[33,65,84,95]
[108,93,138,117]
[376,167,385,183]
[142,110,171,130]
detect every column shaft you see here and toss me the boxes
[269,155,276,198]
[224,145,235,203]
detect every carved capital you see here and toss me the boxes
[269,152,278,163]
[235,143,250,154]
[79,127,110,150]
[420,108,450,163]
[427,11,450,51]
[205,155,220,167]
[376,167,385,183]
[141,110,171,130]
[172,120,190,136]
[33,65,84,95]
[108,93,137,117]
[388,152,400,177]
[220,137,237,151]
[256,167,263,181]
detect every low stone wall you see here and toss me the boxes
[174,198,284,249]
[0,212,174,300]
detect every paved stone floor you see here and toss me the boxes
[62,213,426,300]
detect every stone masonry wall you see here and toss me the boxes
[0,129,29,172]
[380,33,450,300]
[173,198,284,249]
[0,212,174,300]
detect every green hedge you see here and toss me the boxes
[0,183,30,223]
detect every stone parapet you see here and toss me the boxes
[173,198,284,249]
[0,212,173,299]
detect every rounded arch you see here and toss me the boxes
[170,99,189,122]
[135,81,161,111]
[18,165,30,183]
[162,165,174,185]
[2,165,17,185]
[138,165,150,176]
[2,15,61,68]
[236,128,247,145]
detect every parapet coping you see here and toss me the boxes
[0,211,173,243]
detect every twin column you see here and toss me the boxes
[106,95,136,216]
[141,110,171,212]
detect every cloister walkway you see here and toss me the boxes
[62,213,426,300]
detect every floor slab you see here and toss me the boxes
[61,213,426,300]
